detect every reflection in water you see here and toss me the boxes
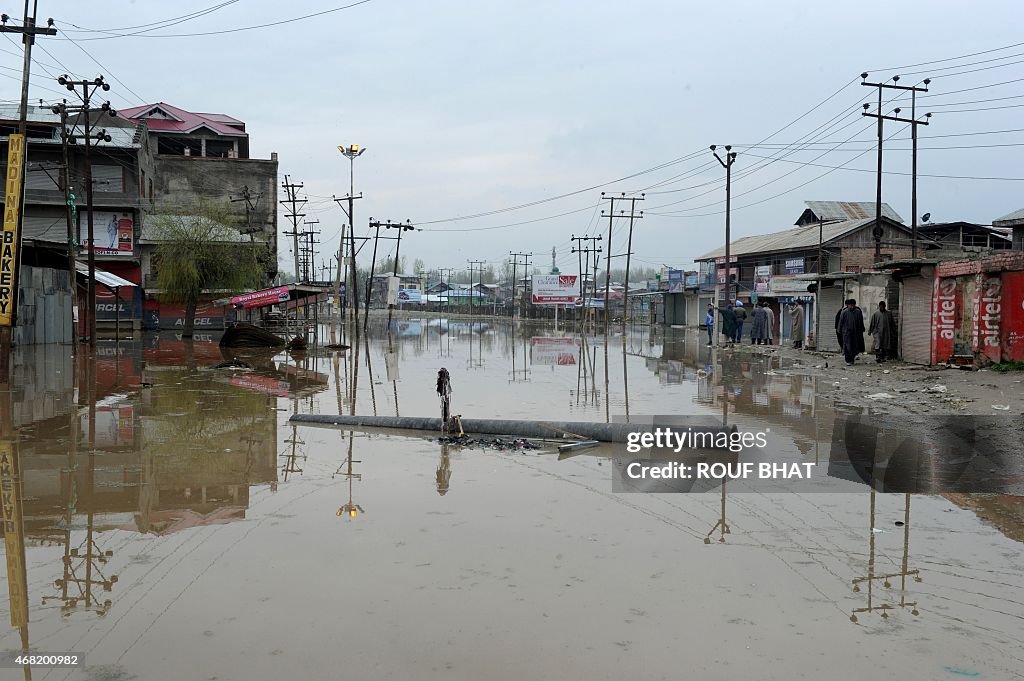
[1,322,1022,679]
[850,491,921,623]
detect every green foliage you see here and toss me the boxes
[151,202,269,304]
[991,361,1024,373]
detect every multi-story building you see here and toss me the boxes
[120,102,278,329]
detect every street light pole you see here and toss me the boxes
[336,144,365,336]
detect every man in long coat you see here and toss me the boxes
[868,301,897,363]
[750,303,768,345]
[790,301,804,349]
[838,298,866,365]
[721,303,737,345]
[764,303,776,345]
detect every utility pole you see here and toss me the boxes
[600,193,643,326]
[0,5,56,352]
[438,267,454,315]
[368,220,413,316]
[52,101,78,353]
[620,195,644,329]
[467,260,485,316]
[60,76,115,347]
[861,73,930,261]
[571,235,601,311]
[301,219,320,283]
[280,176,306,282]
[509,251,530,318]
[710,145,737,305]
[230,184,263,239]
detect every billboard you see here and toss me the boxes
[397,289,422,304]
[667,269,684,294]
[80,211,134,256]
[532,274,580,304]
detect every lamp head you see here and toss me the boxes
[709,144,717,151]
[860,72,869,81]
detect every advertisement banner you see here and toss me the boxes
[974,273,1002,364]
[667,269,684,294]
[716,267,738,284]
[754,274,770,293]
[80,211,134,256]
[784,258,805,274]
[1000,271,1024,362]
[532,274,580,304]
[397,289,422,304]
[1,133,25,326]
[685,273,699,288]
[230,285,291,310]
[931,277,959,364]
[768,276,809,294]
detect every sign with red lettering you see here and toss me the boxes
[974,274,1002,363]
[230,285,291,310]
[931,277,958,364]
[999,271,1024,362]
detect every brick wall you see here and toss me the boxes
[935,251,1024,278]
[840,247,913,271]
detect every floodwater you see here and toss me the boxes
[1,319,1022,681]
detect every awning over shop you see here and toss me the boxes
[75,261,137,289]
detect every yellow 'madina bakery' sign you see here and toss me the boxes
[1,133,25,326]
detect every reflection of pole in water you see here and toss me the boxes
[281,424,305,481]
[436,444,452,496]
[850,489,920,622]
[334,431,363,518]
[364,336,378,417]
[603,337,610,424]
[704,481,731,544]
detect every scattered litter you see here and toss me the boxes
[871,527,887,534]
[865,372,871,377]
[928,385,948,393]
[866,393,894,400]
[894,521,905,527]
[883,370,891,374]
[944,668,981,678]
[991,404,1011,411]
[437,435,543,451]
[832,382,841,388]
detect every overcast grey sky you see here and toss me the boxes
[16,0,1024,275]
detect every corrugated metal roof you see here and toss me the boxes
[75,261,136,288]
[0,105,141,148]
[804,200,902,223]
[120,103,247,137]
[697,217,883,260]
[993,207,1024,226]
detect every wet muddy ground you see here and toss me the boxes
[1,319,1022,680]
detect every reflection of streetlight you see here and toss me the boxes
[334,432,363,519]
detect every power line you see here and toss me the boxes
[731,152,1024,181]
[59,1,240,34]
[55,0,378,40]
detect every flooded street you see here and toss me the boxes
[2,319,1023,681]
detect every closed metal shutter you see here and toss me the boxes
[816,285,845,352]
[900,276,931,365]
[25,168,59,191]
[22,215,68,244]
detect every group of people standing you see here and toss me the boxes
[707,299,805,347]
[703,295,897,366]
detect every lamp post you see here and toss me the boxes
[336,144,365,335]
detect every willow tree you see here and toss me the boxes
[150,202,269,337]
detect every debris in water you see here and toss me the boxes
[438,435,543,451]
[991,404,1011,411]
[866,393,894,400]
